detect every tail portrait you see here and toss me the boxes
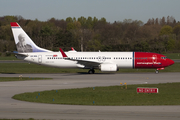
[11,22,51,53]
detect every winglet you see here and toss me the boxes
[59,48,67,57]
[71,47,75,51]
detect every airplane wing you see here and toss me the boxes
[59,48,101,68]
[74,59,100,67]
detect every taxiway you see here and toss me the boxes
[0,73,180,120]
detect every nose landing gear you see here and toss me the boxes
[155,68,164,74]
[155,70,159,74]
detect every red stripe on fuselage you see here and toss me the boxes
[134,52,168,69]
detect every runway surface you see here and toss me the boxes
[0,73,180,120]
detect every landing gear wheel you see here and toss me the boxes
[88,69,95,74]
[155,70,159,74]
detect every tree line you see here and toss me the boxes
[0,15,180,55]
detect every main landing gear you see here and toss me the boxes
[88,69,95,74]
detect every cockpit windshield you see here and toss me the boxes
[161,56,167,59]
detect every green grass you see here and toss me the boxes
[13,82,180,106]
[0,77,52,82]
[163,53,180,59]
[0,62,179,74]
[0,63,88,73]
[0,56,18,60]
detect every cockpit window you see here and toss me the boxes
[161,57,167,59]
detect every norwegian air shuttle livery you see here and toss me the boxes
[11,22,174,74]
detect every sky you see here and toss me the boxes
[0,0,180,23]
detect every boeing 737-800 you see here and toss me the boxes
[11,22,174,74]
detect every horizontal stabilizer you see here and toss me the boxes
[12,51,28,57]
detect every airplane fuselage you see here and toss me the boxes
[17,51,174,71]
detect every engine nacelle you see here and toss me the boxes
[99,64,117,72]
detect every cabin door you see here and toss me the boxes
[38,55,42,63]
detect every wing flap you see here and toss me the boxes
[75,59,100,68]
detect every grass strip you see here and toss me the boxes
[0,77,52,82]
[163,53,180,59]
[0,63,88,73]
[0,63,179,73]
[13,82,180,106]
[0,56,18,60]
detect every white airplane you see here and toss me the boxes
[11,22,174,74]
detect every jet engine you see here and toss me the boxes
[99,64,117,72]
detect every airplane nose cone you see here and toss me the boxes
[168,59,174,66]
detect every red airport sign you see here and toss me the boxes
[137,87,158,93]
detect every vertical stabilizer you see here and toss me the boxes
[11,22,52,53]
